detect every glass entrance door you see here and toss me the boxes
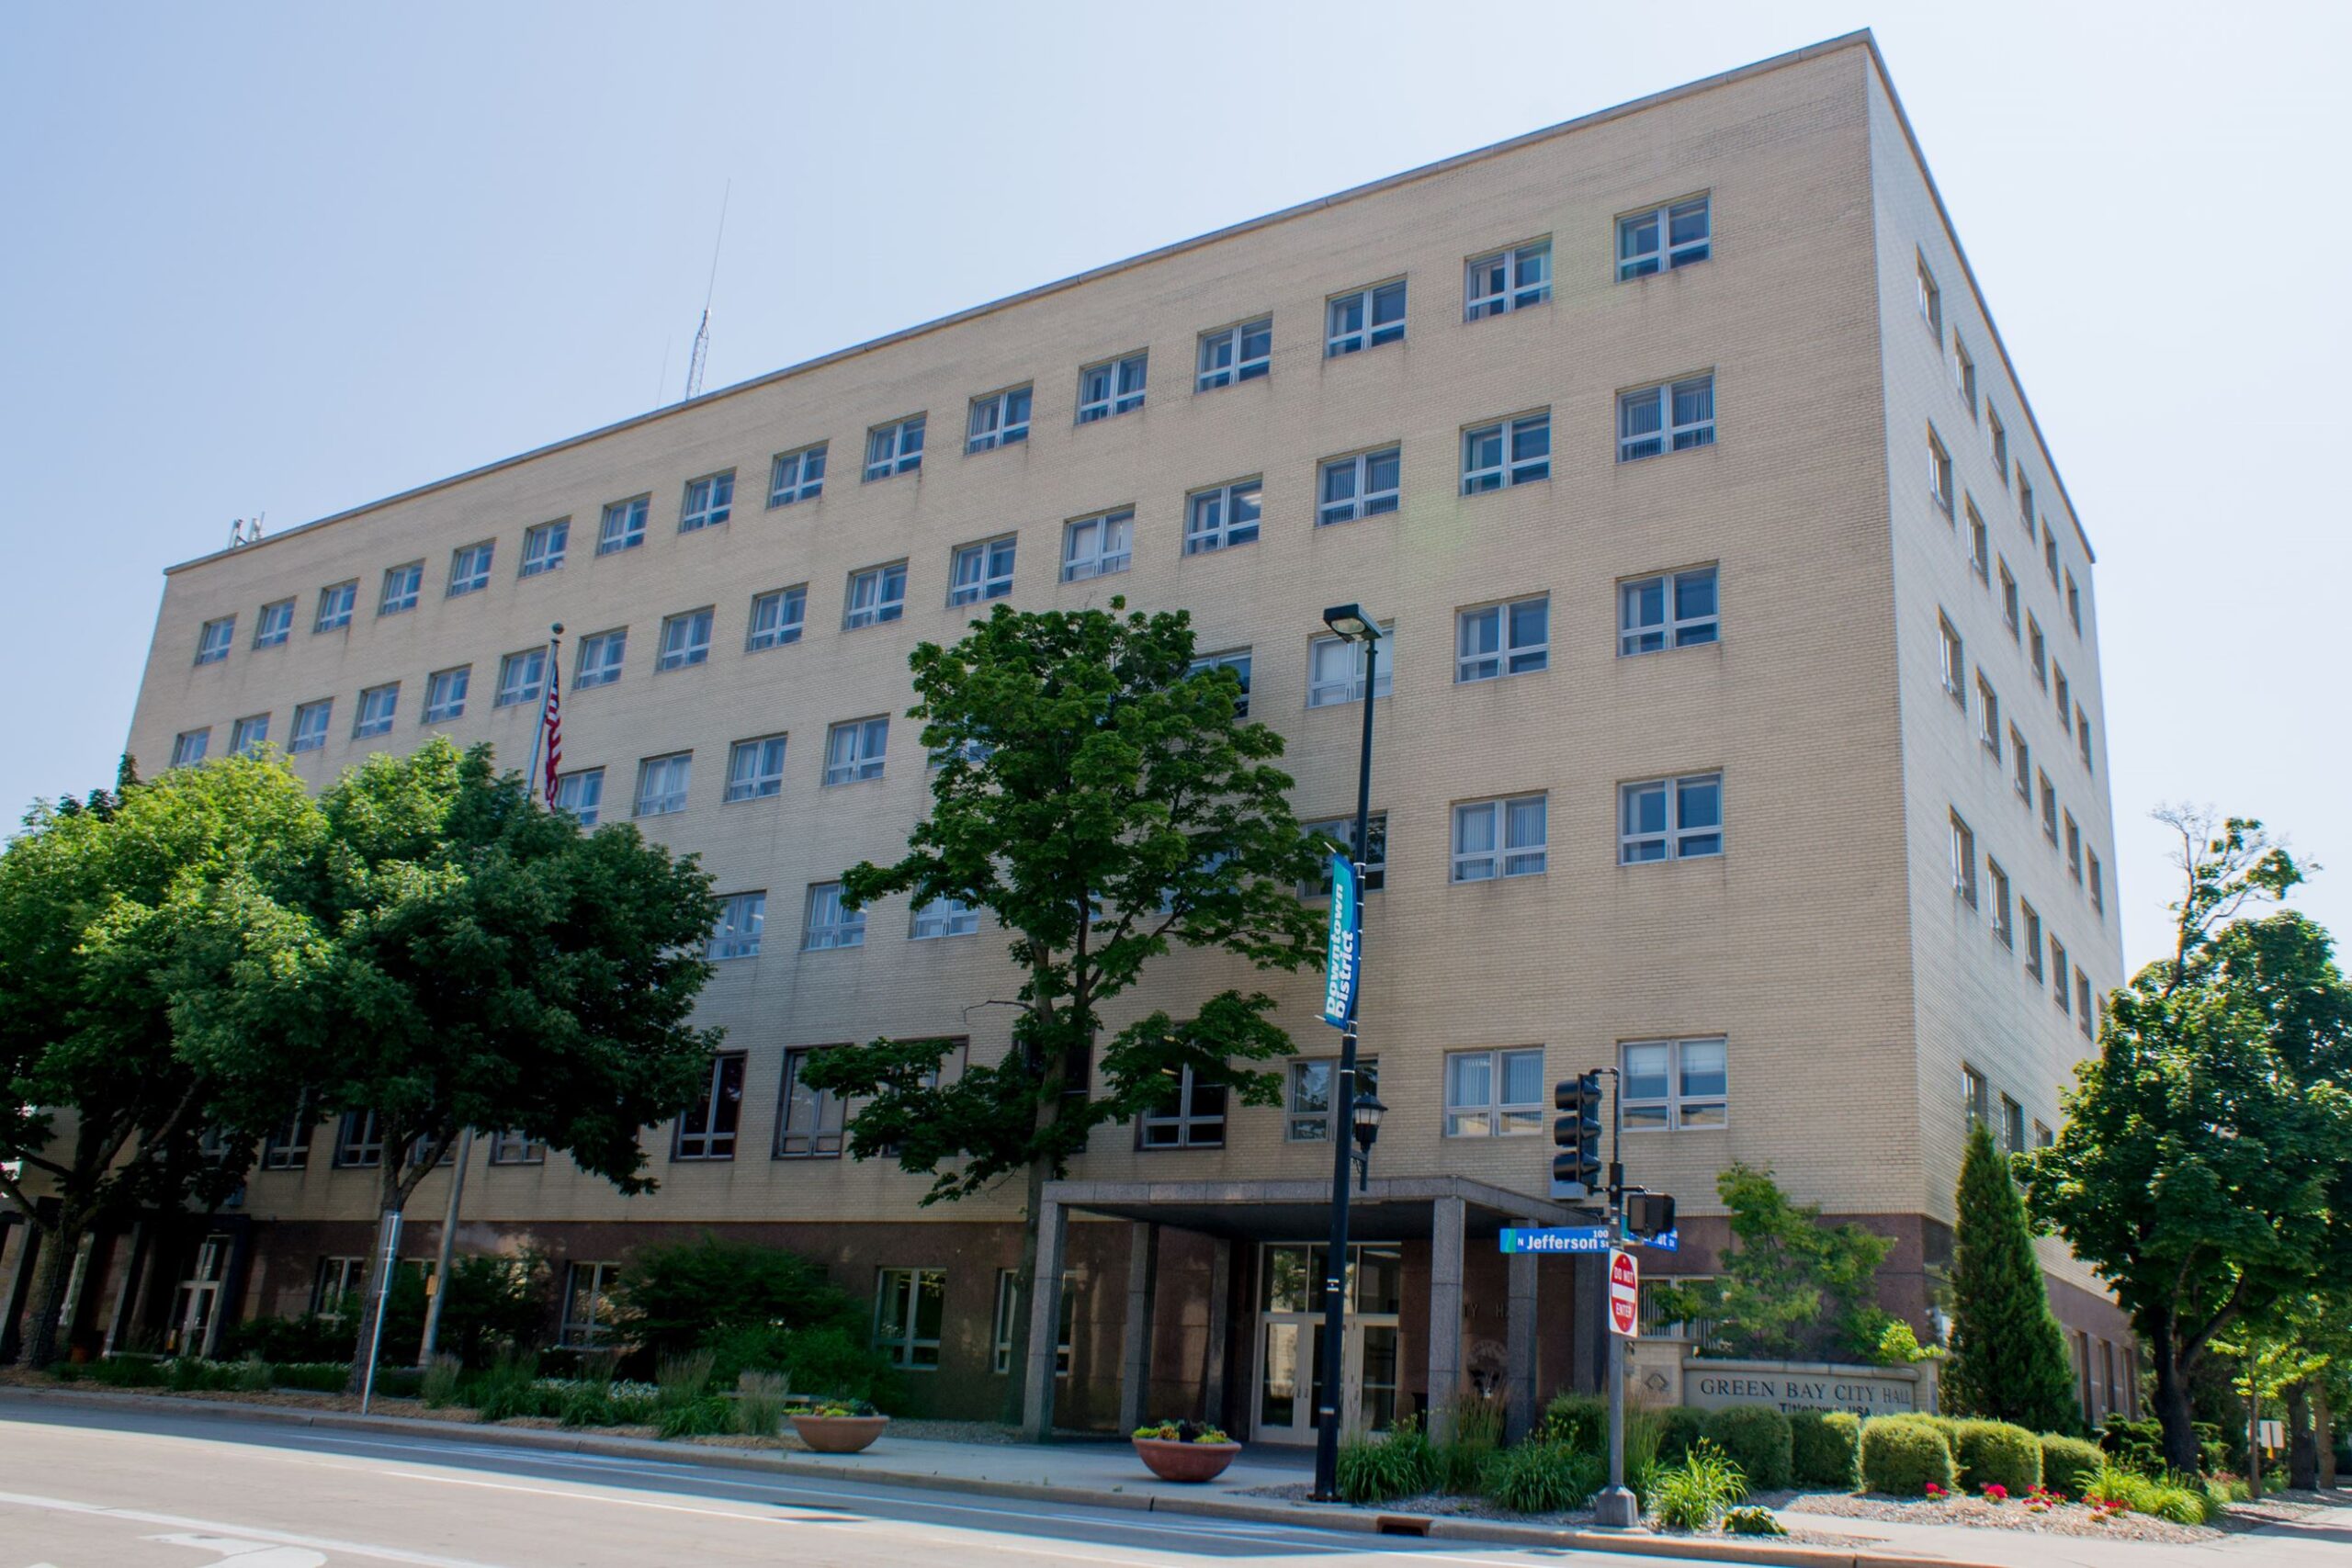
[1252,1242,1402,1444]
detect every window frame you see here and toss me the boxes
[1616,374,1716,462]
[1928,426,1954,514]
[520,518,569,577]
[768,443,827,507]
[678,469,735,533]
[170,728,210,767]
[560,1260,621,1348]
[1615,195,1712,280]
[1453,794,1548,882]
[1183,478,1261,556]
[1619,566,1720,655]
[864,415,926,481]
[1194,316,1272,390]
[353,682,399,739]
[775,1047,848,1158]
[873,1268,945,1371]
[822,716,888,786]
[1619,774,1724,863]
[1301,813,1387,895]
[1076,351,1148,423]
[379,563,423,615]
[966,385,1034,453]
[1317,446,1401,525]
[253,599,294,649]
[1464,238,1551,320]
[574,627,628,688]
[493,649,546,709]
[1619,1036,1729,1131]
[803,881,865,951]
[315,581,357,632]
[422,665,469,725]
[1456,594,1550,682]
[1461,412,1551,492]
[842,561,910,629]
[910,896,981,942]
[1443,1046,1545,1137]
[1285,1055,1380,1142]
[655,607,715,671]
[633,751,692,818]
[1306,626,1394,707]
[1060,508,1133,581]
[1325,279,1406,355]
[228,713,270,757]
[747,585,808,650]
[672,1051,748,1160]
[596,496,649,556]
[1137,1065,1227,1150]
[1950,810,1979,906]
[447,540,494,596]
[723,735,788,804]
[289,700,332,754]
[553,767,604,826]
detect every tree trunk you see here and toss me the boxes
[999,1002,1075,1429]
[18,1217,72,1369]
[2288,1381,2319,1492]
[2150,1332,2204,1474]
[2317,1383,2337,1490]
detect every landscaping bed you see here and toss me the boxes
[1786,1489,2217,1543]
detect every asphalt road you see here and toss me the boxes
[0,1402,1716,1568]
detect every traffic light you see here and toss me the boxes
[1553,1070,1603,1198]
[1627,1190,1677,1241]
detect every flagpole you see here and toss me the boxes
[523,622,562,805]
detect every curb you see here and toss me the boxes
[1,1386,2001,1568]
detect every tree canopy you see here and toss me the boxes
[1649,1163,1894,1362]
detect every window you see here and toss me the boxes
[2019,477,2035,531]
[1620,567,1719,654]
[560,1261,621,1348]
[1989,860,2014,945]
[864,416,924,480]
[634,752,691,817]
[1618,376,1716,461]
[1139,1066,1226,1148]
[1061,509,1132,581]
[195,615,234,665]
[575,628,627,688]
[1953,336,1977,414]
[747,586,807,649]
[1302,814,1387,894]
[1928,427,1953,513]
[1617,196,1711,278]
[1444,1047,1544,1136]
[1326,280,1405,355]
[520,519,568,576]
[1317,447,1400,525]
[2041,771,2059,843]
[2029,616,2047,687]
[2011,728,2031,801]
[170,728,209,767]
[1962,1065,1988,1131]
[1621,1038,1727,1130]
[874,1269,944,1370]
[2053,664,2071,726]
[2052,937,2071,1009]
[1189,649,1252,718]
[260,1105,311,1170]
[2035,1120,2053,1149]
[993,1269,1076,1375]
[1917,255,1941,333]
[1184,479,1261,554]
[769,444,827,506]
[2088,850,2105,917]
[1465,239,1550,319]
[1621,774,1724,863]
[1989,408,2008,479]
[597,496,649,555]
[673,1053,746,1159]
[2067,571,2083,634]
[354,683,399,739]
[1976,673,2001,757]
[724,735,787,802]
[2077,973,2095,1035]
[823,716,888,784]
[657,607,715,669]
[677,470,733,534]
[315,581,356,632]
[2078,711,2095,773]
[843,562,909,628]
[448,541,493,595]
[2045,527,2062,588]
[1950,811,1978,905]
[488,1131,544,1165]
[1286,1056,1379,1141]
[1462,412,1550,491]
[290,700,332,753]
[423,666,469,724]
[967,385,1032,452]
[1077,352,1148,422]
[229,714,270,756]
[1457,596,1548,681]
[553,767,604,827]
[2001,563,2020,637]
[2023,901,2044,979]
[1453,795,1547,880]
[2002,1095,2026,1156]
[334,1110,383,1168]
[253,599,293,649]
[1195,317,1271,389]
[1306,626,1394,706]
[494,649,546,708]
[1967,501,1989,580]
[313,1257,366,1314]
[911,896,981,941]
[2065,813,2083,883]
[776,1048,847,1157]
[1939,615,1965,703]
[804,882,865,950]
[377,563,422,615]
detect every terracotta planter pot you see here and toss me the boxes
[791,1413,889,1453]
[1133,1437,1241,1483]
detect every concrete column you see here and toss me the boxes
[1200,1236,1232,1426]
[1020,1198,1068,1441]
[1505,1216,1540,1440]
[1116,1222,1159,1433]
[1426,1195,1465,1442]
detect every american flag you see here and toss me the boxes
[539,658,562,807]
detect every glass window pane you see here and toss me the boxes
[1623,1043,1671,1101]
[1680,1040,1727,1100]
[1501,1050,1542,1106]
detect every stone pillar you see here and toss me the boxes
[1020,1197,1068,1441]
[1426,1195,1466,1442]
[1201,1236,1232,1426]
[1116,1222,1159,1433]
[1504,1216,1539,1441]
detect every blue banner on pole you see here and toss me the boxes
[1320,853,1361,1029]
[1498,1226,1615,1255]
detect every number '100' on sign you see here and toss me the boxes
[1322,852,1360,1028]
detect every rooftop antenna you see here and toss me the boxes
[682,180,730,402]
[227,512,266,549]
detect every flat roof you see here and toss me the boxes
[166,28,2092,575]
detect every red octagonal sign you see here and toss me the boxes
[1608,1247,1640,1337]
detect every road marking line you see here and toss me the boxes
[0,1489,502,1568]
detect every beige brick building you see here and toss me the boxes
[4,31,2138,1433]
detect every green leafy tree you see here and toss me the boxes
[1944,1121,2078,1430]
[2023,811,2352,1473]
[615,1234,861,1360]
[1648,1164,1894,1361]
[798,601,1325,1422]
[182,739,726,1391]
[0,755,322,1366]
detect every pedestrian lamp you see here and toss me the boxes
[1349,1092,1386,1191]
[1311,604,1382,1503]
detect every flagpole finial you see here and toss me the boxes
[550,622,564,637]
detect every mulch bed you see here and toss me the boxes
[1787,1490,2215,1542]
[1235,1481,1873,1547]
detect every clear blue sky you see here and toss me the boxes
[3,1,2344,973]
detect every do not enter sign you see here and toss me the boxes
[1607,1247,1640,1337]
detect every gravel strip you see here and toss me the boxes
[1234,1482,1871,1547]
[1786,1490,2216,1542]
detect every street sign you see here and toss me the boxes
[1635,1228,1679,1252]
[1498,1226,1614,1254]
[1607,1248,1640,1337]
[1320,852,1361,1028]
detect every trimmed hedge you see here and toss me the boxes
[1792,1410,1861,1489]
[1656,1406,1708,1466]
[2040,1433,2106,1498]
[1860,1416,1957,1496]
[1702,1405,1793,1491]
[1542,1392,1607,1455]
[1952,1419,2041,1495]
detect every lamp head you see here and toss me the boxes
[1321,603,1379,642]
[1351,1091,1387,1146]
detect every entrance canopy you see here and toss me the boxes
[1042,1174,1589,1240]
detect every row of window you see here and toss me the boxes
[1962,1062,2054,1159]
[1949,808,2101,1038]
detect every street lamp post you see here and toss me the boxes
[1311,604,1381,1502]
